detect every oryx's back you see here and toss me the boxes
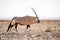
[14,16,37,25]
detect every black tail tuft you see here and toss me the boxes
[7,17,15,32]
[7,23,11,32]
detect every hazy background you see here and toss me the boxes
[0,0,60,20]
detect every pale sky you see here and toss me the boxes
[0,0,60,20]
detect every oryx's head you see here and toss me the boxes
[31,7,40,23]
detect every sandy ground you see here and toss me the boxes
[0,20,60,40]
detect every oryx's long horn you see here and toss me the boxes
[31,7,39,20]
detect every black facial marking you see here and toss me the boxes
[37,20,40,23]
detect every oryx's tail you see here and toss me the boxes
[31,7,40,23]
[7,17,15,32]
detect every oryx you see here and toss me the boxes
[7,8,40,32]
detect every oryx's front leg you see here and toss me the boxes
[27,25,31,29]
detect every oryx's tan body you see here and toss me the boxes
[12,16,37,25]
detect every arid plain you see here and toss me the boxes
[0,20,60,40]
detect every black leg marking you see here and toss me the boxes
[7,23,14,32]
[15,23,18,32]
[11,25,14,28]
[27,25,31,29]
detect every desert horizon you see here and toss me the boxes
[1,17,60,20]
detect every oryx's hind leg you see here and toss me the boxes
[9,25,14,32]
[27,25,31,29]
[7,24,14,32]
[15,23,18,33]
